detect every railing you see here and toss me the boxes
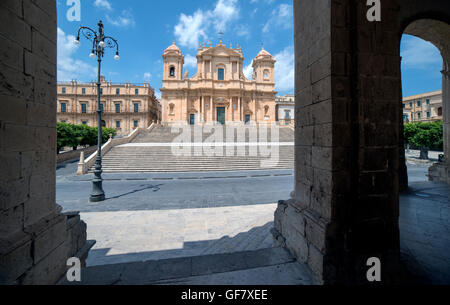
[76,125,151,175]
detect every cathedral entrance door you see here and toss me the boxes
[217,107,225,125]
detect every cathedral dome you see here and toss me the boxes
[255,46,273,59]
[165,41,181,54]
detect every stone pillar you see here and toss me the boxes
[254,95,258,123]
[443,65,450,182]
[199,96,203,123]
[211,98,215,122]
[273,0,401,284]
[0,0,91,285]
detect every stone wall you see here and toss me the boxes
[0,0,90,284]
[57,146,98,164]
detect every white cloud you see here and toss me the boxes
[212,0,239,33]
[174,0,239,49]
[174,10,208,49]
[94,0,112,11]
[57,27,97,82]
[143,72,152,81]
[263,4,293,33]
[274,45,294,93]
[244,62,253,79]
[401,35,442,70]
[106,9,136,27]
[184,54,197,69]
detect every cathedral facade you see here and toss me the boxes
[160,41,277,125]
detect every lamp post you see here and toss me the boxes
[74,20,120,202]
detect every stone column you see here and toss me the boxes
[237,97,241,122]
[443,65,450,182]
[211,97,215,122]
[273,0,401,284]
[254,94,258,123]
[0,0,90,285]
[199,96,203,123]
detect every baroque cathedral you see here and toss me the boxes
[160,40,277,125]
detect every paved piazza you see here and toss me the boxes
[56,161,450,284]
[83,204,276,266]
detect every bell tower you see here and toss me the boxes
[252,45,275,83]
[163,41,184,81]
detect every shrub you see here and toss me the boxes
[57,122,117,153]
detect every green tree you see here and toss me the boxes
[404,121,443,159]
[56,122,117,153]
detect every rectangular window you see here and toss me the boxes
[134,103,139,113]
[116,121,121,128]
[61,103,67,113]
[285,110,291,120]
[135,89,139,95]
[81,104,87,114]
[115,104,121,113]
[62,87,66,94]
[134,120,139,128]
[417,101,421,107]
[82,88,86,95]
[116,88,120,95]
[426,99,430,105]
[218,68,225,81]
[409,102,412,107]
[82,121,87,125]
[427,112,431,118]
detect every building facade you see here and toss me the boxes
[160,41,277,125]
[402,90,443,123]
[275,94,295,125]
[57,77,161,135]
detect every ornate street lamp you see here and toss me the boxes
[74,20,120,202]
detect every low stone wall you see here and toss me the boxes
[429,161,450,183]
[77,126,153,175]
[57,146,98,164]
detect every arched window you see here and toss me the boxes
[169,103,175,114]
[264,105,269,115]
[218,68,225,81]
[438,107,442,116]
[263,70,270,80]
[169,66,175,77]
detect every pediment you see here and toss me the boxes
[199,45,242,58]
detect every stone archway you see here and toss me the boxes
[403,19,450,183]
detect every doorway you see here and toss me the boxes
[217,107,225,125]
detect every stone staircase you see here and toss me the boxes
[59,247,315,285]
[90,125,295,173]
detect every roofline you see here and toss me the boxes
[403,90,442,101]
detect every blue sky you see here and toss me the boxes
[57,0,442,98]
